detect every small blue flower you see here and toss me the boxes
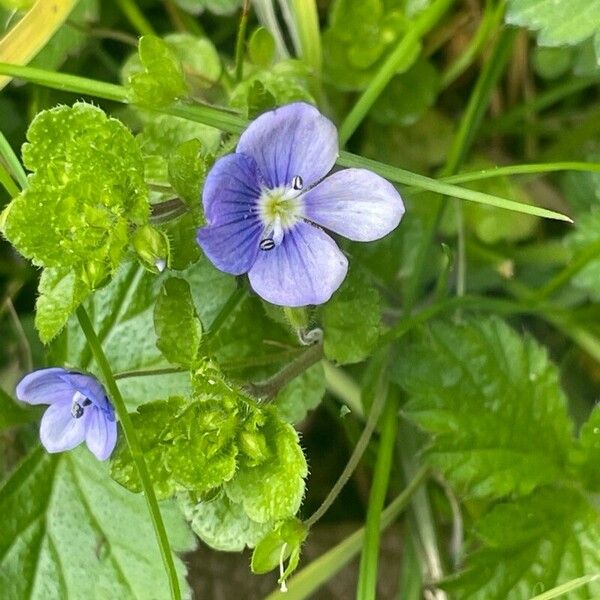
[16,368,117,461]
[197,102,405,306]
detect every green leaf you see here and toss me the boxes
[111,395,239,498]
[446,487,600,599]
[371,56,439,126]
[224,411,307,523]
[128,35,188,108]
[249,27,276,67]
[0,446,194,599]
[230,60,314,117]
[506,0,600,62]
[572,403,600,491]
[35,267,90,343]
[393,317,574,498]
[0,386,37,431]
[164,212,202,270]
[154,277,203,368]
[179,491,272,551]
[1,103,148,278]
[567,210,600,301]
[321,268,381,365]
[165,33,222,88]
[173,0,241,15]
[168,138,213,206]
[275,363,326,424]
[323,0,408,90]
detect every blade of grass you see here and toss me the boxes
[530,574,600,600]
[0,0,79,91]
[0,129,27,190]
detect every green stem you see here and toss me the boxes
[0,129,27,190]
[338,0,454,145]
[265,465,429,600]
[114,0,156,36]
[530,238,600,302]
[204,285,247,344]
[75,306,181,600]
[234,0,250,83]
[440,0,505,89]
[246,343,324,400]
[289,0,322,75]
[304,360,388,529]
[114,366,186,380]
[322,361,364,419]
[356,392,399,600]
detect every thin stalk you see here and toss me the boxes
[0,129,27,190]
[339,0,455,145]
[0,62,572,223]
[356,393,400,600]
[304,362,388,529]
[114,366,186,380]
[287,0,322,75]
[265,466,429,600]
[204,285,247,343]
[247,343,324,399]
[440,0,505,88]
[234,0,250,83]
[75,306,181,600]
[114,0,156,36]
[322,361,364,419]
[0,163,20,198]
[529,238,600,302]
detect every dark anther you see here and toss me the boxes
[260,238,276,251]
[82,399,92,407]
[291,175,303,190]
[71,403,85,419]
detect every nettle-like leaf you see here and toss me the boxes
[168,138,214,208]
[128,35,188,108]
[446,486,600,599]
[0,446,194,599]
[179,491,272,552]
[154,277,203,368]
[1,103,148,342]
[506,0,600,61]
[393,317,573,498]
[321,267,381,365]
[572,403,600,491]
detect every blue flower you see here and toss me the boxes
[16,368,117,461]
[197,102,405,306]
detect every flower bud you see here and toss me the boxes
[81,260,110,289]
[239,430,270,465]
[132,225,170,274]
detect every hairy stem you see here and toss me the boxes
[76,306,181,600]
[246,342,324,399]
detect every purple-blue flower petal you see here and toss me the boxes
[39,400,89,453]
[248,222,348,306]
[202,153,262,225]
[61,372,111,412]
[197,218,263,275]
[85,408,118,461]
[236,102,338,189]
[303,168,405,241]
[16,368,76,405]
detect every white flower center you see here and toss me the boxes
[257,178,305,250]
